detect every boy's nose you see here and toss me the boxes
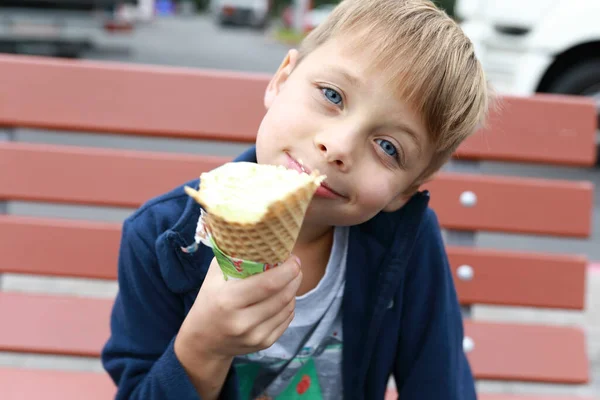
[314,138,353,172]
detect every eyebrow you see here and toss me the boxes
[324,66,362,88]
[393,122,423,156]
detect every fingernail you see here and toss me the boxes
[292,255,301,268]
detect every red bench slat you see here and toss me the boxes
[0,215,120,280]
[3,370,593,400]
[464,321,589,384]
[0,292,588,386]
[426,172,594,237]
[0,216,588,311]
[0,54,596,166]
[385,389,596,400]
[0,143,594,237]
[0,292,112,357]
[0,142,228,208]
[449,246,587,310]
[0,368,116,400]
[455,94,597,166]
[0,55,266,142]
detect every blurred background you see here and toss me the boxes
[0,0,599,397]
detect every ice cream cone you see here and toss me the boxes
[184,161,326,266]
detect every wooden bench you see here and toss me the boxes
[0,54,597,399]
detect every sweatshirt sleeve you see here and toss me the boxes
[393,208,477,400]
[101,216,239,399]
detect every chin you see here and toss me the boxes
[305,205,371,228]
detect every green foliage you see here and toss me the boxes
[193,0,210,11]
[433,0,456,17]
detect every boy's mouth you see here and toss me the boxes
[285,153,346,199]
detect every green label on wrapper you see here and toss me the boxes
[209,235,281,281]
[195,209,281,281]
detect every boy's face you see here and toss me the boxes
[256,37,434,227]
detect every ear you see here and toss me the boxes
[264,49,299,109]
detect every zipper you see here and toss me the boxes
[354,192,430,395]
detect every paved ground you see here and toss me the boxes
[1,14,599,397]
[87,14,294,73]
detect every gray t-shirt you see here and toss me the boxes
[234,225,349,400]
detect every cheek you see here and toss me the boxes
[354,175,397,210]
[258,91,312,143]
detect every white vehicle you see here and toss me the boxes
[0,1,137,57]
[122,0,156,23]
[456,0,600,150]
[211,0,271,29]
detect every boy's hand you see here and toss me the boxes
[185,254,302,357]
[175,254,302,399]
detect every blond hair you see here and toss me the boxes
[298,0,492,191]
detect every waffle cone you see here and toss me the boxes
[184,162,325,264]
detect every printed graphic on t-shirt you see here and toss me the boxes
[236,336,342,400]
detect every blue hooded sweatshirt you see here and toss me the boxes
[101,146,477,400]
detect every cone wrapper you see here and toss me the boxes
[194,209,281,281]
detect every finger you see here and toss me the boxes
[244,271,302,326]
[262,296,296,335]
[262,306,296,348]
[240,301,296,352]
[230,255,301,307]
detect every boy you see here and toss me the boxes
[101,0,490,399]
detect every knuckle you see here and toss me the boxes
[262,335,277,349]
[216,296,232,312]
[227,319,248,337]
[281,290,295,305]
[247,331,265,348]
[262,277,278,293]
[287,300,296,315]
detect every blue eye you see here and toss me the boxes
[376,139,397,157]
[322,88,343,105]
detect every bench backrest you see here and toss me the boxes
[0,54,596,388]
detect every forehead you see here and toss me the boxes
[302,35,421,103]
[302,35,374,74]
